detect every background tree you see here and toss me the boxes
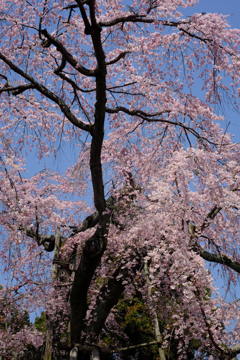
[0,0,240,359]
[0,286,43,359]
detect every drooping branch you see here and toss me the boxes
[106,106,215,144]
[0,52,93,133]
[195,290,233,358]
[195,288,240,358]
[100,13,235,63]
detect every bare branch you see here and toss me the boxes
[54,70,95,93]
[106,51,130,65]
[0,83,35,95]
[107,81,137,90]
[63,4,79,10]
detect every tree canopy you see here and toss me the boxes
[0,0,240,359]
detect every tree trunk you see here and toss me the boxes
[43,327,53,360]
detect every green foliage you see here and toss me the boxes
[102,297,158,360]
[34,312,47,333]
[116,297,154,344]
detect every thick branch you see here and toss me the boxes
[99,14,154,27]
[198,245,240,273]
[99,16,188,28]
[113,340,162,353]
[189,206,240,273]
[22,226,56,252]
[87,249,144,342]
[0,52,92,133]
[106,106,170,118]
[200,206,222,232]
[87,265,125,341]
[69,196,115,237]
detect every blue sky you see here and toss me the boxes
[186,0,240,25]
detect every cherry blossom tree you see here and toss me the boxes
[0,0,240,359]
